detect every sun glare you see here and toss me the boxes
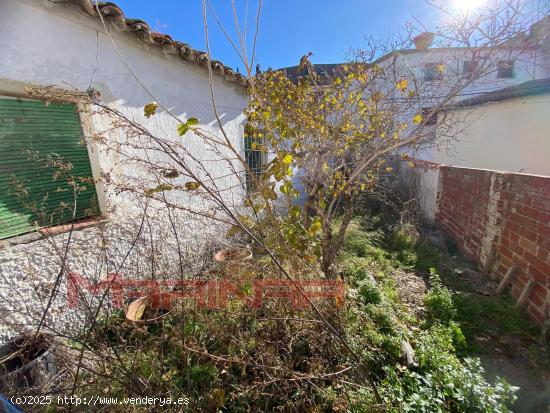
[454,0,486,11]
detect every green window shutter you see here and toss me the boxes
[0,98,98,239]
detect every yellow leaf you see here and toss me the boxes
[161,369,177,381]
[436,63,446,73]
[125,297,149,322]
[282,154,293,165]
[177,123,189,136]
[396,79,408,91]
[308,219,322,236]
[144,183,173,196]
[413,114,423,124]
[184,182,200,191]
[143,102,158,118]
[211,388,225,408]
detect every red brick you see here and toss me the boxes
[510,244,525,258]
[538,211,550,226]
[501,237,510,249]
[505,221,520,234]
[532,283,548,299]
[496,264,508,276]
[525,253,550,275]
[500,246,516,261]
[522,205,541,221]
[527,304,545,325]
[529,266,548,284]
[537,223,550,238]
[538,247,550,262]
[520,237,539,256]
[538,236,550,250]
[508,213,538,231]
[498,254,514,269]
[520,227,539,243]
[508,232,520,244]
[530,291,545,308]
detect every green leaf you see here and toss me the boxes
[226,225,242,237]
[144,102,158,118]
[178,123,189,136]
[144,183,173,196]
[186,117,199,126]
[185,181,201,191]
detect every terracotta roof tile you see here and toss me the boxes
[62,0,247,86]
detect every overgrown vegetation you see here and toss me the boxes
[338,216,518,412]
[439,263,540,356]
[4,2,544,411]
[42,213,520,412]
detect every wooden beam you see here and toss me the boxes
[516,279,536,307]
[495,266,518,294]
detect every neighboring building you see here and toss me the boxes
[283,14,550,140]
[430,78,550,176]
[280,15,550,214]
[0,0,249,240]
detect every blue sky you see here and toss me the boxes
[109,0,439,72]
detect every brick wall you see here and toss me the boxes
[435,165,550,324]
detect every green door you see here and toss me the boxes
[0,98,98,239]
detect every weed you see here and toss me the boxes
[358,278,382,305]
[424,269,456,326]
[452,291,539,352]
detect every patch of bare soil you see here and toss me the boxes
[482,352,550,413]
[392,269,427,318]
[440,254,550,412]
[451,267,499,296]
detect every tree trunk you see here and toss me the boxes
[321,194,354,278]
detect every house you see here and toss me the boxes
[429,77,550,176]
[390,16,550,224]
[413,15,550,175]
[280,16,550,210]
[0,0,251,342]
[0,0,250,241]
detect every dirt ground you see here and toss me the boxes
[393,256,550,413]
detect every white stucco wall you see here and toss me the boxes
[432,94,550,176]
[398,162,441,224]
[0,0,249,343]
[0,0,249,217]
